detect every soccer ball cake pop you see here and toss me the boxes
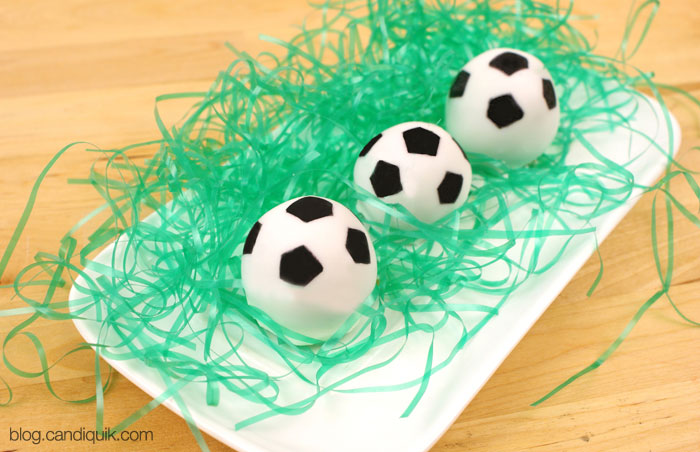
[445,48,560,167]
[241,196,377,342]
[353,121,472,226]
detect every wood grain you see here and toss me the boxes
[1,1,699,451]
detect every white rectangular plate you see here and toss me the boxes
[69,94,680,452]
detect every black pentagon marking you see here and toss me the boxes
[370,160,403,198]
[437,172,464,204]
[279,245,323,286]
[345,228,371,264]
[489,51,529,76]
[402,127,440,157]
[487,94,524,128]
[449,70,470,98]
[542,79,557,110]
[243,222,261,255]
[286,196,333,222]
[359,133,382,157]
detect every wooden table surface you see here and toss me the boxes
[1,1,699,451]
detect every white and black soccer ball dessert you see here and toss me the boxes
[445,48,560,167]
[353,121,472,225]
[241,196,377,342]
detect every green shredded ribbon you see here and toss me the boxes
[1,0,699,448]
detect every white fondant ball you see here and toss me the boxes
[445,48,560,167]
[240,196,377,342]
[353,121,472,226]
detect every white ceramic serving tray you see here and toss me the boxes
[69,94,680,452]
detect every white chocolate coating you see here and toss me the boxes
[353,121,472,226]
[445,48,560,167]
[240,196,377,342]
